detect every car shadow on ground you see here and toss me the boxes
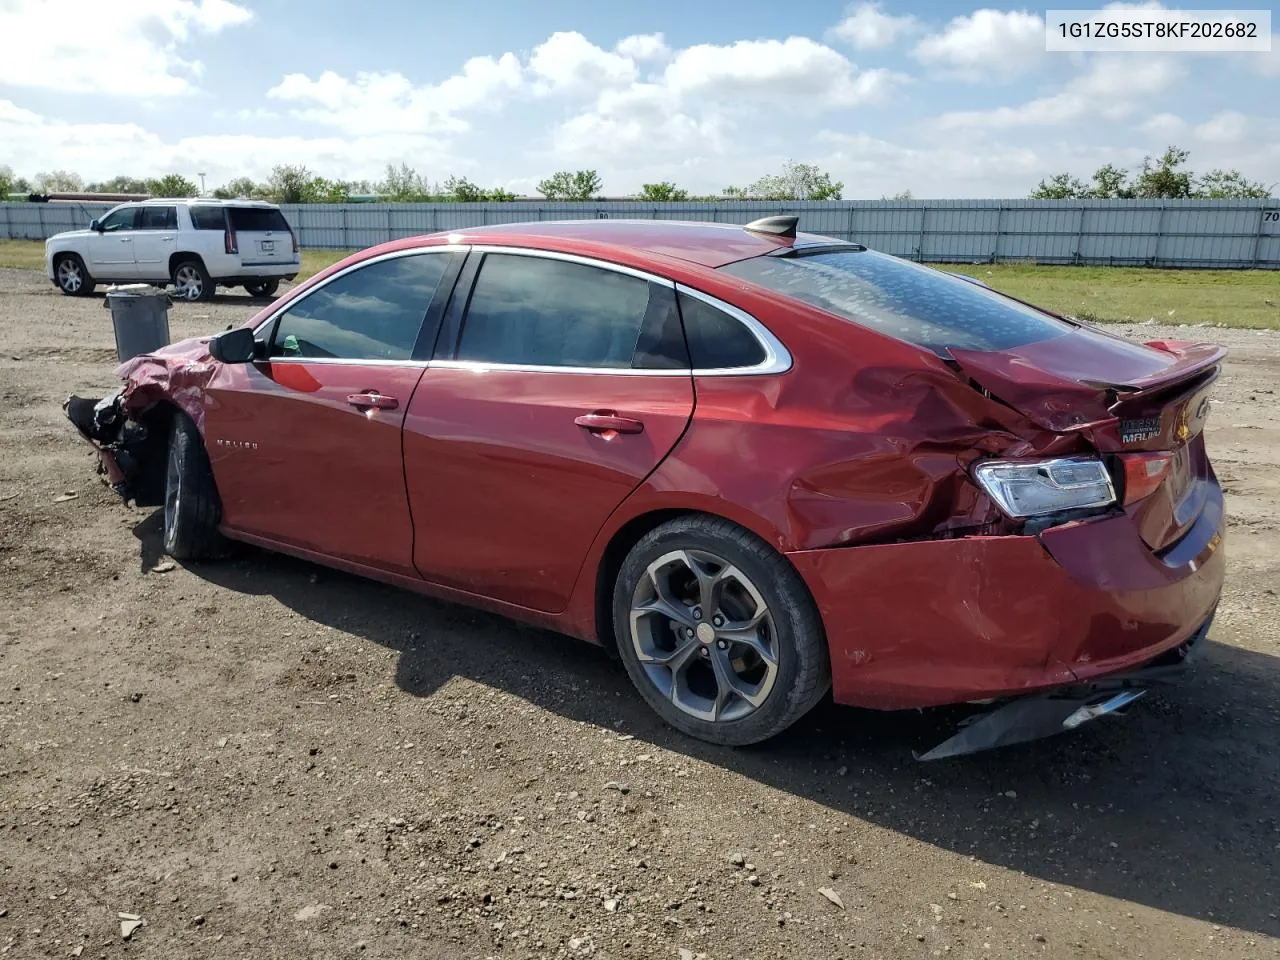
[151,520,1279,940]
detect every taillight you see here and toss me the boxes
[288,225,298,254]
[1116,452,1173,505]
[972,457,1116,518]
[224,228,238,255]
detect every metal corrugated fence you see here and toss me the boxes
[3,198,1277,268]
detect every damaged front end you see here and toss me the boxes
[63,390,169,505]
[63,337,219,506]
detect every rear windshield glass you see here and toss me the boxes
[189,206,226,230]
[229,207,291,232]
[720,250,1071,352]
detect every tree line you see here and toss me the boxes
[1030,146,1271,199]
[3,148,1269,204]
[0,160,846,204]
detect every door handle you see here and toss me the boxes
[346,392,399,410]
[161,237,174,242]
[574,412,644,435]
[119,237,132,243]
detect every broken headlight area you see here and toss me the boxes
[63,392,168,506]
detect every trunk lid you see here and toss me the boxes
[950,327,1225,551]
[228,206,296,266]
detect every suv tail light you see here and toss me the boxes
[288,224,298,254]
[224,227,238,255]
[972,456,1116,518]
[1116,452,1173,505]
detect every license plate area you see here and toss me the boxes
[259,239,275,253]
[1166,444,1191,505]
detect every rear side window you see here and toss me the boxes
[269,253,448,360]
[456,253,684,370]
[678,292,766,369]
[229,207,291,232]
[137,206,176,230]
[720,250,1072,353]
[189,206,226,230]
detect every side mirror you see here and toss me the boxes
[208,327,256,364]
[89,219,103,232]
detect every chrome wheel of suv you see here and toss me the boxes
[55,256,91,296]
[172,261,211,302]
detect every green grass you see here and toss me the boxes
[942,263,1280,330]
[0,240,353,284]
[2,239,1277,328]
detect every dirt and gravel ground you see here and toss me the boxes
[1,265,1277,960]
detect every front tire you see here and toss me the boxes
[162,411,224,561]
[613,515,830,746]
[54,254,96,296]
[171,259,214,302]
[244,280,279,299]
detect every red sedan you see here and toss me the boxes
[66,217,1225,757]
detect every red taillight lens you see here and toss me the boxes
[224,229,237,254]
[288,226,298,253]
[1117,452,1173,505]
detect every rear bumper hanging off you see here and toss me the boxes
[915,611,1214,761]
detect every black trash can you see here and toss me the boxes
[104,284,172,362]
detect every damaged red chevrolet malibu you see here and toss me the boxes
[65,217,1225,758]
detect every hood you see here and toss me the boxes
[949,327,1226,435]
[48,229,97,242]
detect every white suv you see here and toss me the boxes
[45,198,301,301]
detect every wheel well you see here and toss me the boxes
[168,252,205,277]
[128,402,178,507]
[592,508,702,654]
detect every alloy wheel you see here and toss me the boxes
[173,265,204,301]
[57,259,83,293]
[628,549,779,723]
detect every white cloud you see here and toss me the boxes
[914,9,1045,80]
[528,31,637,94]
[615,33,671,62]
[0,0,251,96]
[828,2,918,50]
[1193,111,1250,145]
[664,37,902,108]
[938,56,1182,129]
[1140,112,1186,138]
[816,130,1044,197]
[1253,36,1280,77]
[543,35,902,166]
[0,99,461,186]
[267,54,524,136]
[551,84,729,159]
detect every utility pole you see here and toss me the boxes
[198,172,207,195]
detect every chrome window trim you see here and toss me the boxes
[251,244,467,340]
[249,243,792,378]
[429,360,689,377]
[675,284,793,377]
[467,244,676,289]
[257,357,430,368]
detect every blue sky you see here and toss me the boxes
[0,0,1276,197]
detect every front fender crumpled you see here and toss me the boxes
[115,336,218,433]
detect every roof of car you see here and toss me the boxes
[131,198,278,207]
[443,219,845,269]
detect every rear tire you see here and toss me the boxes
[162,411,224,561]
[244,280,279,299]
[612,515,830,746]
[54,254,96,296]
[171,258,214,302]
